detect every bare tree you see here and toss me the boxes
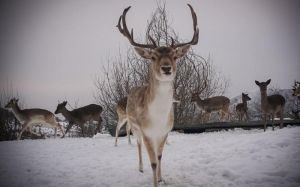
[93,2,230,132]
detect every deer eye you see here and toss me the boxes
[174,56,178,60]
[151,56,156,61]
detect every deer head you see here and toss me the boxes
[54,101,68,114]
[4,98,19,110]
[242,93,251,102]
[255,79,271,94]
[117,4,198,82]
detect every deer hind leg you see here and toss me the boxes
[27,125,42,137]
[95,116,103,135]
[280,107,284,129]
[241,113,244,122]
[157,134,168,182]
[80,124,85,137]
[143,135,158,187]
[219,111,225,122]
[245,112,249,122]
[131,124,143,172]
[126,122,131,145]
[17,122,30,140]
[114,116,128,147]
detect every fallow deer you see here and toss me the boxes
[116,4,199,187]
[291,110,300,120]
[4,98,66,140]
[255,79,286,131]
[54,101,103,137]
[114,94,180,147]
[191,87,231,123]
[292,81,300,99]
[236,93,251,121]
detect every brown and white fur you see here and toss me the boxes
[292,81,300,100]
[191,93,230,123]
[54,101,103,137]
[117,4,199,186]
[236,93,251,121]
[255,79,286,131]
[114,94,180,147]
[4,98,66,140]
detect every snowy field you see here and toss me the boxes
[0,126,300,187]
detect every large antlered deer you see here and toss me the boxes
[116,4,199,187]
[255,79,286,131]
[4,98,66,140]
[54,101,103,137]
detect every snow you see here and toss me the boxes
[0,126,300,187]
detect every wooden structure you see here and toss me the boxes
[173,120,300,134]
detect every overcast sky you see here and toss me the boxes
[0,0,300,113]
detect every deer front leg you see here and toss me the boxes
[17,122,30,140]
[157,134,168,182]
[263,114,267,132]
[54,127,57,138]
[271,113,275,131]
[245,112,249,122]
[143,135,158,187]
[65,122,74,135]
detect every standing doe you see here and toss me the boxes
[54,101,103,137]
[255,79,285,131]
[4,98,66,140]
[191,86,230,123]
[236,93,251,121]
[292,81,300,99]
[116,4,199,187]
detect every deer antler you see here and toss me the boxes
[171,4,199,49]
[117,6,157,49]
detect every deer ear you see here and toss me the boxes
[63,101,67,106]
[134,47,152,59]
[255,80,260,86]
[176,44,191,58]
[266,79,271,85]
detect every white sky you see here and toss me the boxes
[0,0,300,112]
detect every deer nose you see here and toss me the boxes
[161,67,171,73]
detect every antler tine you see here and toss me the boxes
[117,6,157,49]
[171,4,199,49]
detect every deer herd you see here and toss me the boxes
[2,4,300,187]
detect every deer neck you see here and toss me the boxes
[242,99,248,110]
[60,107,73,121]
[10,104,25,123]
[260,91,269,108]
[195,96,204,109]
[148,73,174,103]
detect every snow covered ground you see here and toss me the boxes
[0,126,300,187]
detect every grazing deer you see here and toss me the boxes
[291,110,300,120]
[255,79,286,131]
[54,101,103,137]
[236,93,251,121]
[116,4,198,187]
[292,81,300,99]
[190,87,230,123]
[4,98,66,140]
[114,94,180,147]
